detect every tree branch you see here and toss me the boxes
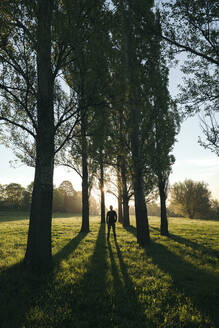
[0,116,36,138]
[162,35,219,66]
[54,116,80,154]
[0,83,37,131]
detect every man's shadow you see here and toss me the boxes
[107,238,150,327]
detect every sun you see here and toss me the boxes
[90,188,118,210]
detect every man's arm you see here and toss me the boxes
[106,211,109,224]
[114,211,117,222]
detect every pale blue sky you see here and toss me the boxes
[168,57,219,200]
[0,58,218,202]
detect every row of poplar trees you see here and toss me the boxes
[0,0,180,270]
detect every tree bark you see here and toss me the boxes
[128,63,150,245]
[117,169,123,223]
[80,107,89,232]
[100,151,105,223]
[121,1,150,246]
[132,167,150,246]
[128,87,150,245]
[159,177,168,236]
[24,0,54,270]
[120,161,130,227]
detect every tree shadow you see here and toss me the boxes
[125,225,219,327]
[107,239,150,327]
[125,224,138,235]
[63,223,111,327]
[33,223,112,327]
[151,226,219,259]
[0,231,87,327]
[0,261,50,328]
[53,231,88,264]
[1,223,152,327]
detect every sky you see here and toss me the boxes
[168,59,219,200]
[0,58,218,207]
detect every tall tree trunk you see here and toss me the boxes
[80,107,89,232]
[120,0,150,245]
[158,176,168,236]
[100,151,105,223]
[129,76,150,245]
[24,0,54,270]
[132,163,150,246]
[118,104,126,225]
[120,161,130,227]
[117,169,123,223]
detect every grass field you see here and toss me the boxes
[0,212,219,328]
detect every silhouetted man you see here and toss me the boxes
[106,205,117,240]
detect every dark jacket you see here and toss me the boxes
[106,210,117,225]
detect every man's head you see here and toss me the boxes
[110,205,113,210]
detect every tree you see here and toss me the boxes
[169,179,211,219]
[160,0,219,153]
[0,184,6,209]
[3,183,25,209]
[147,202,160,216]
[0,0,56,268]
[147,13,180,235]
[161,0,218,65]
[116,168,123,223]
[89,195,99,215]
[55,180,82,213]
[209,199,219,220]
[58,180,75,197]
[0,0,78,270]
[24,0,55,269]
[111,0,160,246]
[198,112,219,156]
[104,98,132,227]
[114,103,132,228]
[52,188,65,212]
[59,0,111,230]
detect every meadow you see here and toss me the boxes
[0,211,219,328]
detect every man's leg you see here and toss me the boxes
[112,223,116,238]
[107,224,111,240]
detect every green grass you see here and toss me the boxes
[0,213,219,328]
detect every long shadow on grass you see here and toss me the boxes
[53,231,88,264]
[125,225,219,327]
[37,223,112,328]
[31,224,151,327]
[0,262,52,328]
[0,231,87,327]
[107,239,150,327]
[151,226,219,259]
[68,223,111,327]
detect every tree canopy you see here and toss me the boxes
[160,0,219,154]
[169,179,211,219]
[0,0,197,269]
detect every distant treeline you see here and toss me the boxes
[130,192,219,220]
[0,180,99,215]
[1,180,219,220]
[129,203,180,218]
